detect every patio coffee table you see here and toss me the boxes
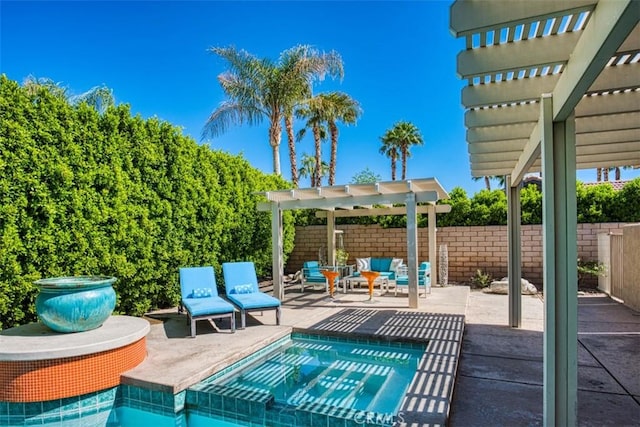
[343,275,389,294]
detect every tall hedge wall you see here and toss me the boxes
[0,75,294,329]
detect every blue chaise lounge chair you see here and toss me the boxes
[222,261,281,329]
[179,266,236,337]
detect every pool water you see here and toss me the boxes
[189,333,426,425]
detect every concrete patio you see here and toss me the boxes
[124,283,640,426]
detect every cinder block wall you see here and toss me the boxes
[286,223,628,287]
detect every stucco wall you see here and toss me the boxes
[286,223,629,288]
[622,224,640,311]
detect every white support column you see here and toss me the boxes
[327,211,336,266]
[271,203,284,300]
[541,95,578,427]
[507,175,522,328]
[406,193,419,308]
[427,204,438,286]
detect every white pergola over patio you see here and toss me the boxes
[451,1,639,426]
[257,178,449,308]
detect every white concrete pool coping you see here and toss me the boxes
[0,315,149,361]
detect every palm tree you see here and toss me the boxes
[70,86,114,114]
[278,46,343,188]
[472,176,491,190]
[23,75,68,98]
[298,153,328,187]
[319,92,362,185]
[612,166,633,181]
[22,75,114,113]
[202,45,343,180]
[202,47,283,174]
[493,175,506,189]
[380,121,424,180]
[296,96,330,186]
[379,137,400,180]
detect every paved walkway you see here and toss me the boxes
[449,292,640,427]
[129,285,640,426]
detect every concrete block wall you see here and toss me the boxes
[286,223,629,288]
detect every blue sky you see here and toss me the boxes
[2,1,634,195]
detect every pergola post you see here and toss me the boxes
[507,175,522,328]
[541,95,578,427]
[271,203,284,300]
[427,203,437,286]
[327,211,336,266]
[406,193,419,308]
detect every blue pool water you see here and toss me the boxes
[189,333,426,426]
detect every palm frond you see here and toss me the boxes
[201,100,264,140]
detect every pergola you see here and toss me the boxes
[257,178,449,308]
[450,1,639,426]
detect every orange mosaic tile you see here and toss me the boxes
[0,338,146,402]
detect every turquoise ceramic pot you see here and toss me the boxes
[34,276,117,333]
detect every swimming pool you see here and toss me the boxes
[188,332,426,426]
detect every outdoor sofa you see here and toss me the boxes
[352,257,403,280]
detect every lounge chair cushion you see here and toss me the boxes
[227,293,281,310]
[182,296,236,316]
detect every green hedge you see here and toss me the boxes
[0,75,294,329]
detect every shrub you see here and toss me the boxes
[470,269,493,289]
[0,75,294,329]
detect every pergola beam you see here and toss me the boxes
[462,64,637,108]
[466,88,640,128]
[315,204,451,218]
[468,111,640,144]
[472,145,640,169]
[258,191,439,211]
[450,0,595,37]
[457,31,581,79]
[512,111,543,186]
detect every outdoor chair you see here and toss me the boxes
[395,262,431,297]
[222,261,281,329]
[301,261,336,293]
[179,266,236,337]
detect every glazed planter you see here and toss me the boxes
[34,276,117,333]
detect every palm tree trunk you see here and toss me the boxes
[615,167,621,181]
[391,156,397,181]
[484,176,491,191]
[329,122,338,186]
[269,118,282,175]
[596,168,602,182]
[313,124,322,187]
[401,147,408,180]
[603,168,609,181]
[285,115,298,187]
